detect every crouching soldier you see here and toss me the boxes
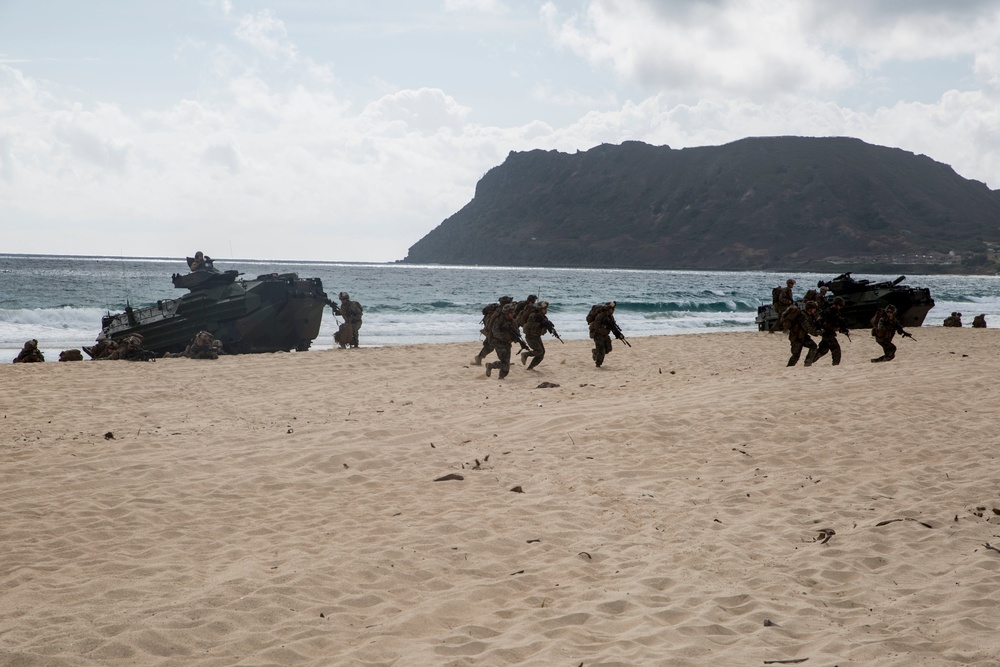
[13,339,44,363]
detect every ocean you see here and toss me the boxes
[2,253,999,362]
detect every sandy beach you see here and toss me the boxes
[2,327,999,666]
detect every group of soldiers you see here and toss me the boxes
[774,278,919,365]
[943,312,987,328]
[472,295,629,379]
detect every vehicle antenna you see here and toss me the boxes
[119,250,131,306]
[229,240,234,260]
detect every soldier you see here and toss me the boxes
[817,285,830,306]
[473,295,513,365]
[871,304,912,363]
[12,339,44,363]
[86,334,118,360]
[783,300,820,367]
[183,331,219,359]
[520,300,560,370]
[588,301,626,368]
[972,313,987,328]
[333,292,363,348]
[807,296,848,366]
[770,279,796,332]
[188,251,212,272]
[485,303,521,380]
[513,294,538,326]
[112,334,156,361]
[942,312,963,327]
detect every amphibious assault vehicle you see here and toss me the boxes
[756,273,935,331]
[95,257,330,356]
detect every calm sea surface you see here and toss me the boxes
[2,254,999,362]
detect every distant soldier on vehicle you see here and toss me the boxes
[807,296,849,366]
[942,312,963,327]
[485,303,522,380]
[332,291,363,348]
[782,300,819,366]
[520,300,561,370]
[871,304,913,363]
[12,339,44,363]
[972,313,987,328]
[188,251,213,272]
[588,301,628,368]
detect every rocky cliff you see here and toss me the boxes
[402,137,1000,273]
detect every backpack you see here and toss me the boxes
[771,286,782,305]
[586,304,602,324]
[870,307,885,337]
[777,303,800,331]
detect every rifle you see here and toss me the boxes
[550,328,564,344]
[610,322,632,348]
[840,327,851,342]
[902,331,915,340]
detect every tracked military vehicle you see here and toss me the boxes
[96,257,329,356]
[756,273,935,331]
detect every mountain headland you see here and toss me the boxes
[402,136,1000,274]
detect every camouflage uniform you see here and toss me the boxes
[972,314,987,328]
[12,339,44,363]
[872,307,908,362]
[942,312,962,327]
[183,331,219,359]
[520,301,556,370]
[485,304,520,380]
[809,298,847,365]
[785,302,819,367]
[589,302,621,368]
[473,296,512,365]
[87,336,118,360]
[770,280,796,332]
[335,292,363,348]
[113,334,156,361]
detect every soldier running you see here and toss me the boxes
[485,303,521,380]
[807,296,848,366]
[520,300,560,370]
[871,304,912,362]
[783,300,820,366]
[473,295,513,365]
[588,301,627,368]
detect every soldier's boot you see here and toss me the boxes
[591,348,598,361]
[870,356,885,363]
[883,353,895,361]
[498,368,509,379]
[485,362,494,377]
[520,351,529,365]
[527,357,541,370]
[472,355,482,366]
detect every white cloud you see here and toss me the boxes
[234,10,298,62]
[443,0,508,14]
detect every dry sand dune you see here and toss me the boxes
[2,328,999,666]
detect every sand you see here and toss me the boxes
[2,327,999,666]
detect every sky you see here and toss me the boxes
[3,1,1000,262]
